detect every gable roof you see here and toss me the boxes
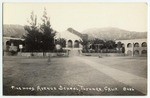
[67,28,82,38]
[67,28,88,40]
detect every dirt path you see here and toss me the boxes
[74,56,147,94]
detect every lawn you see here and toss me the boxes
[3,56,147,95]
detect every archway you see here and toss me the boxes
[6,41,10,46]
[68,40,73,48]
[127,43,132,48]
[134,50,139,56]
[74,40,79,48]
[121,43,125,47]
[6,41,10,52]
[141,50,147,54]
[134,43,139,47]
[127,50,132,56]
[121,43,125,53]
[141,42,147,47]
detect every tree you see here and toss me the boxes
[122,47,125,53]
[23,11,42,52]
[104,40,116,49]
[9,43,18,55]
[91,38,105,50]
[117,41,122,53]
[40,8,56,54]
[55,38,66,48]
[79,39,89,53]
[24,9,56,56]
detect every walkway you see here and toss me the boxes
[74,56,147,94]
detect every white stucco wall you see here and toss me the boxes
[116,39,147,56]
[56,30,83,49]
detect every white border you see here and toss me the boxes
[0,0,149,2]
[0,0,149,98]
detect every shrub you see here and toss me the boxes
[9,45,18,55]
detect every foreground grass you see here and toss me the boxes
[3,56,147,95]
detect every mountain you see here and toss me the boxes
[3,24,27,38]
[3,25,147,40]
[82,27,147,40]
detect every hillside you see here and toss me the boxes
[3,24,27,38]
[82,27,147,40]
[3,25,147,40]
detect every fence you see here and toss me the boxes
[19,52,69,57]
[81,53,125,57]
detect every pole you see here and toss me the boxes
[47,53,51,64]
[20,48,22,54]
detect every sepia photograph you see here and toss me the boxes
[2,2,147,96]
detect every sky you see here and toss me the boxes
[3,3,147,32]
